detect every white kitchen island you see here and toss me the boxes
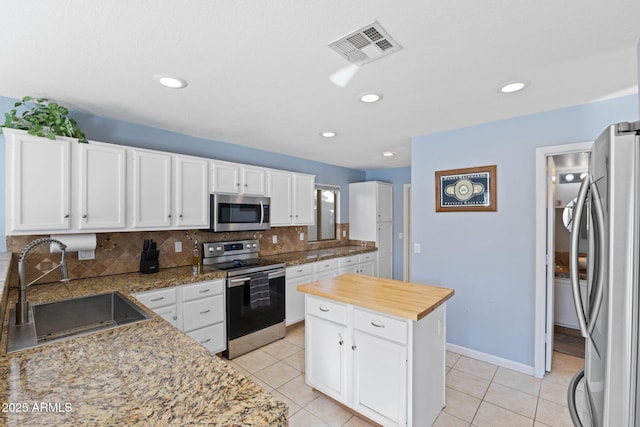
[297,274,454,427]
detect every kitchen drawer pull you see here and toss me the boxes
[200,309,211,315]
[371,321,385,328]
[200,338,212,344]
[150,297,165,302]
[296,269,303,273]
[199,289,211,293]
[319,305,330,312]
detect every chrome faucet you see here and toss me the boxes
[15,238,69,325]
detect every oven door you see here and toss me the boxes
[211,194,270,231]
[226,269,285,341]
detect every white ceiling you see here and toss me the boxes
[2,1,639,170]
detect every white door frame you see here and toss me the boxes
[534,141,592,378]
[403,184,411,281]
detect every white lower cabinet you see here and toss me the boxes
[285,264,314,326]
[133,279,226,354]
[305,294,446,427]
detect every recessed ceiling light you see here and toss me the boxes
[320,131,337,138]
[500,82,526,93]
[360,92,383,103]
[155,74,188,89]
[382,151,395,157]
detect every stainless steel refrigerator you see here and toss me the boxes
[567,121,640,426]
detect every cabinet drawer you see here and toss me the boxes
[187,323,226,353]
[358,252,376,263]
[306,295,347,325]
[182,279,224,302]
[133,287,177,309]
[314,258,338,273]
[338,255,358,267]
[353,308,408,345]
[287,263,314,278]
[183,295,225,332]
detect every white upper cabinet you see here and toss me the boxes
[131,149,172,228]
[267,170,315,226]
[5,129,71,233]
[211,160,266,196]
[77,141,127,230]
[377,182,393,222]
[174,155,209,228]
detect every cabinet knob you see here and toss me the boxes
[179,214,183,218]
[339,339,344,345]
[82,214,88,219]
[351,345,357,350]
[244,183,248,187]
[64,214,70,218]
[172,315,177,320]
[168,214,172,218]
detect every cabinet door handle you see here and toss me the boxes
[64,214,70,218]
[319,305,329,312]
[200,338,212,344]
[82,214,88,219]
[371,321,385,328]
[151,297,165,302]
[199,289,211,293]
[200,309,211,315]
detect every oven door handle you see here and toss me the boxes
[228,277,251,288]
[268,270,285,279]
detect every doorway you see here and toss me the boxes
[534,141,592,378]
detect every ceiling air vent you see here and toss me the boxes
[328,21,402,66]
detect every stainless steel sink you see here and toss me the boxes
[7,292,152,353]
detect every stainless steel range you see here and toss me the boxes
[202,239,285,359]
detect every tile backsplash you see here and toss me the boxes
[5,224,352,286]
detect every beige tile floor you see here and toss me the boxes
[222,324,584,427]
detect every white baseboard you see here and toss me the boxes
[446,342,535,376]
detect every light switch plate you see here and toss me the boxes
[299,232,305,241]
[175,241,182,253]
[272,235,278,244]
[414,243,421,254]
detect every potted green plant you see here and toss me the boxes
[2,96,88,143]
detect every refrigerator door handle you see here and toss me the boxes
[587,181,605,335]
[567,368,585,427]
[570,177,590,338]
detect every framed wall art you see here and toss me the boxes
[435,165,497,212]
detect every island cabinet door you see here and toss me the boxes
[351,330,408,427]
[305,314,348,402]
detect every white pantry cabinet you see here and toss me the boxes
[211,160,266,196]
[305,294,446,427]
[349,181,393,279]
[267,170,315,226]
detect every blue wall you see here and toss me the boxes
[411,94,638,367]
[0,95,366,251]
[365,167,411,280]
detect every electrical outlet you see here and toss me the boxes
[342,230,347,237]
[78,250,95,260]
[399,232,403,240]
[272,235,278,244]
[414,243,421,254]
[175,241,182,253]
[299,232,305,241]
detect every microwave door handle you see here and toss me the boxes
[260,201,264,226]
[570,176,590,338]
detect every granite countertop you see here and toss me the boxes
[0,244,376,425]
[263,245,376,266]
[297,273,454,321]
[0,263,286,426]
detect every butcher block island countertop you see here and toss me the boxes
[296,273,454,320]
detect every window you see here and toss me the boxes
[308,185,339,242]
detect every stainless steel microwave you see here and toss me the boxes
[209,194,271,232]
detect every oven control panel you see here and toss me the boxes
[202,240,260,259]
